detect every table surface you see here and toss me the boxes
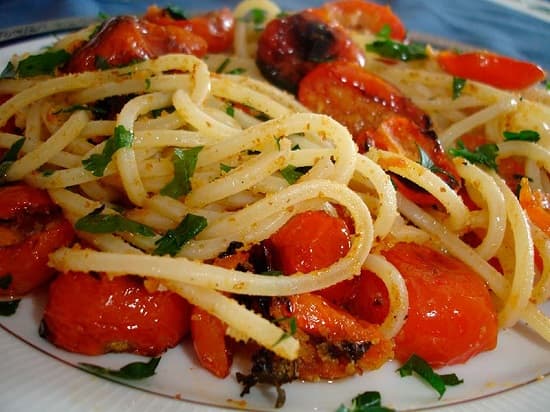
[0,0,548,68]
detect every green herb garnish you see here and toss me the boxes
[9,49,71,77]
[164,5,187,20]
[448,140,499,171]
[160,146,203,198]
[503,129,540,142]
[273,316,297,345]
[153,214,207,256]
[280,164,305,184]
[241,8,267,30]
[259,270,283,276]
[0,61,16,79]
[0,138,25,183]
[98,11,109,20]
[227,67,246,75]
[366,39,427,61]
[417,145,457,186]
[82,125,133,177]
[336,391,395,412]
[0,300,20,316]
[215,57,231,74]
[75,208,155,237]
[94,55,111,70]
[53,104,107,116]
[220,163,235,173]
[79,357,161,380]
[452,77,466,99]
[145,78,151,91]
[225,104,235,117]
[397,354,463,399]
[150,106,175,118]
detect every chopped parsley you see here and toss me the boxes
[0,300,20,316]
[220,163,235,173]
[259,270,284,276]
[336,391,394,412]
[75,207,156,237]
[397,354,463,399]
[280,164,310,184]
[0,137,25,184]
[94,55,111,70]
[503,129,540,142]
[164,5,187,20]
[160,146,203,198]
[215,57,231,74]
[226,67,246,75]
[79,357,161,380]
[448,140,499,171]
[452,77,466,99]
[417,145,458,187]
[82,125,134,177]
[150,106,175,118]
[1,49,71,78]
[97,11,110,20]
[145,78,151,91]
[366,25,426,62]
[240,8,268,30]
[273,316,297,346]
[53,104,107,116]
[225,104,235,117]
[153,214,207,256]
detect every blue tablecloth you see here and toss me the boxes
[0,0,548,68]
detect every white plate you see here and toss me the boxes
[1,29,550,412]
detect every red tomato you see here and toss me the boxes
[267,210,356,304]
[0,185,75,296]
[437,51,545,90]
[374,242,498,367]
[144,6,235,53]
[42,272,191,356]
[348,269,389,325]
[519,178,550,237]
[190,306,232,378]
[65,16,207,73]
[256,10,365,93]
[317,0,406,40]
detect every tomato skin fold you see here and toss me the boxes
[437,51,546,90]
[42,272,191,356]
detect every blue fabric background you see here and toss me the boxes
[0,0,548,68]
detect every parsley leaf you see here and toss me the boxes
[75,209,156,237]
[82,125,133,177]
[259,270,283,276]
[160,146,203,199]
[220,163,235,173]
[225,104,235,117]
[240,8,267,30]
[0,137,25,184]
[503,129,540,142]
[273,316,297,346]
[227,67,246,75]
[79,357,161,380]
[397,354,463,399]
[366,39,427,61]
[336,391,395,412]
[452,77,466,99]
[153,214,207,256]
[280,164,309,184]
[215,57,231,74]
[0,274,12,289]
[164,5,187,20]
[417,145,458,187]
[94,55,111,70]
[448,140,499,171]
[0,61,16,79]
[54,104,107,116]
[8,49,71,78]
[0,300,20,316]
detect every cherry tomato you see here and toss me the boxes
[316,0,406,40]
[191,306,232,378]
[437,51,545,90]
[256,10,365,93]
[373,242,498,367]
[271,293,393,380]
[0,185,75,296]
[65,16,207,73]
[42,272,191,356]
[266,210,357,304]
[347,269,389,325]
[519,178,550,236]
[144,6,235,53]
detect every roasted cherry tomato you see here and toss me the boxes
[360,242,498,367]
[267,210,357,304]
[256,10,365,93]
[65,16,208,73]
[191,306,232,378]
[271,293,392,380]
[42,271,191,356]
[0,184,75,296]
[144,6,235,53]
[437,51,546,90]
[314,0,406,40]
[519,178,550,236]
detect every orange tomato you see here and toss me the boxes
[437,51,545,90]
[42,272,191,356]
[519,178,550,236]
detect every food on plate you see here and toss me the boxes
[0,0,548,408]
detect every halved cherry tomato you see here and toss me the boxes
[437,51,546,90]
[256,10,365,93]
[271,293,392,380]
[368,242,498,367]
[266,210,357,304]
[65,16,207,73]
[144,6,235,53]
[315,0,406,40]
[348,269,389,325]
[190,306,232,378]
[42,272,191,356]
[519,178,550,236]
[0,184,75,296]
